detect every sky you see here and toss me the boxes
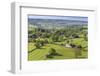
[28,15,88,22]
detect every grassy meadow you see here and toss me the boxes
[28,16,88,61]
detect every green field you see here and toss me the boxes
[28,16,88,61]
[28,27,88,61]
[28,41,88,61]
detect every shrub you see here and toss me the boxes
[49,48,56,55]
[46,54,53,58]
[77,45,82,49]
[70,43,76,48]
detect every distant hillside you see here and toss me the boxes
[28,19,88,29]
[29,19,87,24]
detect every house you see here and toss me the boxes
[65,44,72,48]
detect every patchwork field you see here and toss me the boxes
[28,15,88,61]
[28,41,88,61]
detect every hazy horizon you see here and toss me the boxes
[28,15,88,22]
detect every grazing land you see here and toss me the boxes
[28,16,88,61]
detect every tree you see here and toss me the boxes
[34,41,41,48]
[70,43,76,48]
[54,34,59,42]
[58,36,63,42]
[72,34,79,38]
[77,45,82,56]
[49,48,56,55]
[46,48,56,58]
[34,38,41,48]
